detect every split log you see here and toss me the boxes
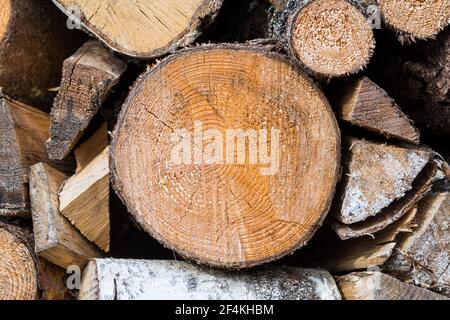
[38,258,73,300]
[317,206,417,273]
[79,259,341,300]
[337,271,448,300]
[47,41,126,160]
[60,146,110,252]
[74,123,109,173]
[0,222,38,300]
[327,76,420,144]
[271,0,375,77]
[111,45,341,268]
[332,138,432,225]
[52,0,224,59]
[384,193,450,296]
[0,0,85,108]
[332,159,436,240]
[378,0,450,41]
[369,27,450,139]
[0,95,73,217]
[30,163,103,269]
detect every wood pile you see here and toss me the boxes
[0,0,448,300]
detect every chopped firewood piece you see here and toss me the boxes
[0,95,73,217]
[384,193,450,297]
[30,163,103,269]
[333,138,431,225]
[60,146,110,252]
[47,41,126,160]
[52,0,224,58]
[79,259,341,300]
[337,271,448,300]
[328,77,420,144]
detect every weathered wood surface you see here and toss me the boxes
[30,163,103,269]
[52,0,224,58]
[0,0,85,108]
[384,193,450,297]
[47,41,125,160]
[0,95,73,217]
[318,206,417,272]
[332,138,431,225]
[328,77,420,144]
[337,271,448,300]
[79,259,341,300]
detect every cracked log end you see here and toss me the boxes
[111,45,341,268]
[52,0,224,58]
[379,0,450,40]
[0,223,38,300]
[287,0,375,78]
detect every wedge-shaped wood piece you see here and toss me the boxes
[318,206,417,273]
[385,193,450,297]
[30,163,103,269]
[0,95,73,217]
[0,222,38,300]
[332,157,437,240]
[79,259,341,300]
[0,0,85,108]
[111,45,341,268]
[52,0,224,58]
[333,138,431,225]
[47,41,126,160]
[337,271,448,300]
[60,146,110,252]
[329,77,420,144]
[74,123,109,173]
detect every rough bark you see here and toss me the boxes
[0,95,74,217]
[111,44,341,268]
[30,163,103,269]
[0,0,85,109]
[332,138,432,225]
[47,41,126,160]
[332,158,437,240]
[384,193,450,297]
[52,0,225,58]
[337,271,448,300]
[79,259,341,300]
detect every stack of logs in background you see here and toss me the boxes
[0,0,449,300]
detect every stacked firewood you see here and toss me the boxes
[0,0,448,300]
